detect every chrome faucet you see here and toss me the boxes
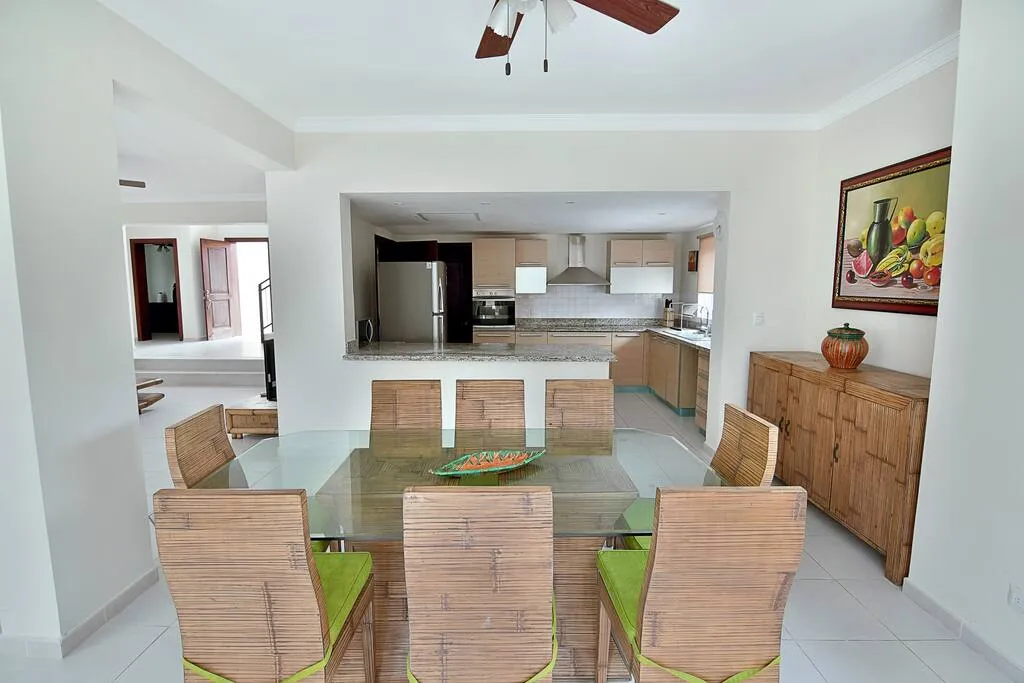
[696,306,710,334]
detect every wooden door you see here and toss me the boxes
[610,333,645,386]
[515,239,548,266]
[200,239,241,340]
[747,355,790,473]
[641,239,675,266]
[472,238,516,288]
[608,240,643,267]
[784,376,840,508]
[832,392,909,550]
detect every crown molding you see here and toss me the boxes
[815,31,960,128]
[119,192,266,205]
[293,112,820,134]
[292,32,959,135]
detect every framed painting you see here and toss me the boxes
[687,250,698,272]
[832,147,951,315]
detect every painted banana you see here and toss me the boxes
[875,245,911,276]
[920,234,944,268]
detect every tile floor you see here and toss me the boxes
[134,334,265,360]
[0,388,1013,683]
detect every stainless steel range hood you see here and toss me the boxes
[547,234,609,286]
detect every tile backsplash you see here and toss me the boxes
[517,287,665,319]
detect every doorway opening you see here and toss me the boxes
[226,237,271,344]
[129,238,183,342]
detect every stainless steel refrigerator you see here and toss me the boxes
[377,261,447,343]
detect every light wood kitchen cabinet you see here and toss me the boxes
[515,239,548,267]
[747,351,930,584]
[608,240,643,267]
[695,349,710,431]
[641,239,675,267]
[472,238,516,289]
[473,329,516,344]
[646,333,681,407]
[610,332,645,386]
[515,331,548,345]
[546,332,613,347]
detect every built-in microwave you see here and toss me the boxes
[472,290,515,328]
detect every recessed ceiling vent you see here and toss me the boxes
[415,212,482,225]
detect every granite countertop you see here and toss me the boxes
[516,318,712,351]
[516,317,662,332]
[344,342,615,362]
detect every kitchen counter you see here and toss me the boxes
[344,342,615,363]
[516,318,712,351]
[516,317,660,332]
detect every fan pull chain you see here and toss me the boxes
[505,0,512,76]
[543,0,549,72]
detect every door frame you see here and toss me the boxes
[129,238,184,342]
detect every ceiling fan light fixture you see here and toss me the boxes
[544,0,576,34]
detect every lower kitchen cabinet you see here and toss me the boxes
[747,351,930,584]
[515,331,549,345]
[695,349,710,431]
[610,332,645,386]
[473,329,516,344]
[546,332,613,347]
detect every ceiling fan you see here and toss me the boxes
[476,0,679,68]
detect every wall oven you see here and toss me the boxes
[471,290,515,328]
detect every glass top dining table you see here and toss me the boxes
[196,428,723,542]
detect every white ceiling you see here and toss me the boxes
[350,191,724,234]
[97,0,961,127]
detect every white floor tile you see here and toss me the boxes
[803,527,886,580]
[784,580,896,641]
[905,640,1016,683]
[805,504,848,536]
[0,620,165,683]
[839,579,956,640]
[781,641,826,683]
[800,641,944,683]
[112,578,178,629]
[795,552,830,580]
[113,627,183,683]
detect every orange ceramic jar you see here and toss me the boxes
[821,323,869,371]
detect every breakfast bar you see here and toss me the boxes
[340,343,614,429]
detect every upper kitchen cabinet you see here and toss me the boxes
[608,238,675,294]
[515,239,548,267]
[514,238,548,294]
[641,239,675,267]
[608,239,644,267]
[472,238,516,290]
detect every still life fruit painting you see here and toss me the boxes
[833,147,951,316]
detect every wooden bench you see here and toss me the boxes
[224,395,278,438]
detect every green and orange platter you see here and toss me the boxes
[429,449,546,477]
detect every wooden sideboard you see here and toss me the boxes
[747,351,930,584]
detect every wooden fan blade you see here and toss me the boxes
[475,1,526,58]
[574,0,679,34]
[119,178,146,188]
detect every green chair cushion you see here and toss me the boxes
[314,552,372,646]
[311,539,331,553]
[596,549,649,645]
[621,498,654,551]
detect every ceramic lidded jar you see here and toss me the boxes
[821,323,869,371]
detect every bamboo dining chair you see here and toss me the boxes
[164,404,236,489]
[370,380,442,430]
[402,486,557,683]
[597,487,806,683]
[710,403,779,487]
[455,379,525,429]
[544,379,614,428]
[153,489,376,683]
[623,402,779,551]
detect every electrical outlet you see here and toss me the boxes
[752,312,765,326]
[1009,584,1024,615]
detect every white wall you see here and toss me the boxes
[122,200,267,225]
[807,63,958,377]
[909,0,1024,670]
[143,244,175,302]
[350,214,379,323]
[0,107,62,645]
[270,131,818,445]
[0,0,291,650]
